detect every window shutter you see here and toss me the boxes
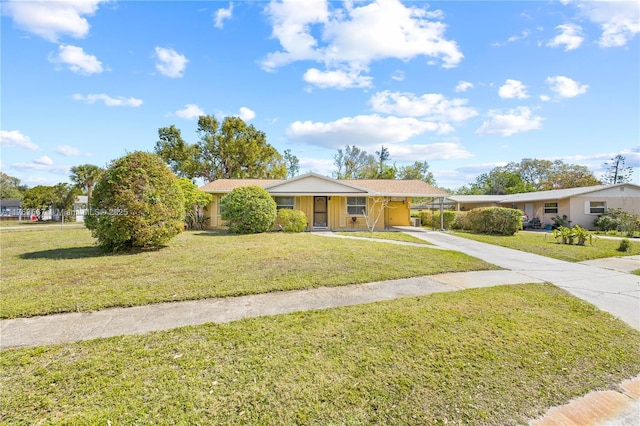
[584,201,590,214]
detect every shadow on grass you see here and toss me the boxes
[20,245,165,260]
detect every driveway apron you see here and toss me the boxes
[397,227,640,330]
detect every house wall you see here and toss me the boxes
[204,194,408,230]
[570,188,640,229]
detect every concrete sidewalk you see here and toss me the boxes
[0,270,535,349]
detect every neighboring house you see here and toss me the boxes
[449,183,640,229]
[200,172,448,231]
[0,199,22,220]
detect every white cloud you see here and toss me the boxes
[492,29,531,47]
[73,93,143,107]
[0,130,38,150]
[238,107,256,121]
[476,107,544,136]
[154,47,188,78]
[576,1,640,48]
[12,161,70,175]
[175,104,204,119]
[286,114,453,149]
[390,70,405,81]
[389,142,473,161]
[56,145,81,156]
[455,81,474,93]
[539,94,552,102]
[545,76,588,98]
[369,91,477,122]
[547,24,584,51]
[303,67,373,89]
[498,79,529,99]
[262,0,462,88]
[1,0,107,42]
[34,156,54,166]
[49,44,103,75]
[214,3,233,28]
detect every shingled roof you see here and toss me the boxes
[199,172,448,197]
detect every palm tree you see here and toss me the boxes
[69,164,104,207]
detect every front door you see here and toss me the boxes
[313,196,328,228]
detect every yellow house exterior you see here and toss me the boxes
[200,172,448,231]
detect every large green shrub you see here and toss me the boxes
[417,210,457,229]
[275,209,307,232]
[463,207,521,235]
[85,151,185,252]
[220,186,276,234]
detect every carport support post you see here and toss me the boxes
[439,197,444,231]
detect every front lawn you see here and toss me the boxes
[0,228,497,318]
[335,231,432,244]
[2,284,639,425]
[454,231,640,262]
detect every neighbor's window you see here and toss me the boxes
[544,202,558,214]
[589,201,606,214]
[347,197,367,215]
[274,196,294,210]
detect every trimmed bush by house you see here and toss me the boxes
[418,210,457,230]
[85,151,185,252]
[463,207,522,235]
[220,186,277,234]
[275,209,307,232]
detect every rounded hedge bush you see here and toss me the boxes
[220,186,276,234]
[275,209,307,232]
[84,151,185,252]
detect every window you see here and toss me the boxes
[347,197,367,215]
[589,201,606,214]
[274,196,294,210]
[544,202,558,214]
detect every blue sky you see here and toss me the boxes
[1,0,639,190]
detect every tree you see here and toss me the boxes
[0,172,28,199]
[22,185,55,221]
[85,151,185,252]
[603,155,634,184]
[69,164,104,207]
[332,145,376,179]
[398,161,436,185]
[283,149,300,178]
[177,178,213,230]
[52,183,81,221]
[220,186,276,234]
[373,145,397,179]
[155,115,287,182]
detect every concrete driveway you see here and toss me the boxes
[397,227,640,330]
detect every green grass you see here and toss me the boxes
[453,231,640,262]
[2,284,639,425]
[631,269,640,276]
[0,228,497,318]
[335,231,432,244]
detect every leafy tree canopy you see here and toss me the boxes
[0,172,28,200]
[457,158,601,194]
[69,164,104,205]
[22,185,55,220]
[155,115,287,182]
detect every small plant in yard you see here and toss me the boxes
[618,238,631,252]
[551,215,569,229]
[275,209,307,232]
[552,226,595,246]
